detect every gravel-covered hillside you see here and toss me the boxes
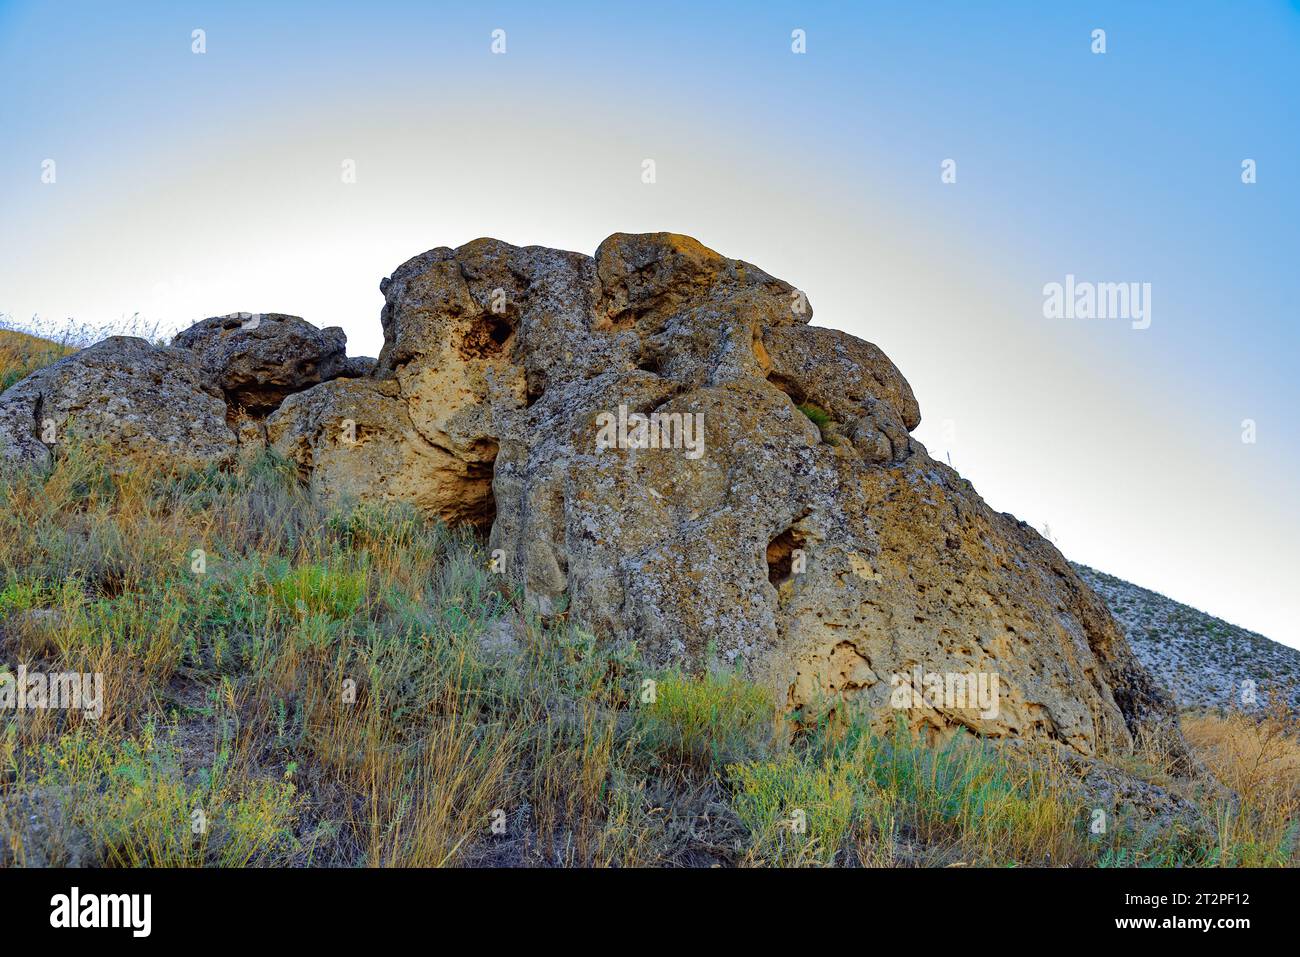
[1075,564,1300,710]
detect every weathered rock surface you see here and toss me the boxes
[0,336,236,471]
[269,242,526,523]
[271,232,1186,763]
[267,376,494,524]
[0,315,369,473]
[338,355,378,379]
[173,312,348,414]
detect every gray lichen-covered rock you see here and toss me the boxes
[173,312,348,413]
[276,232,1188,764]
[0,336,236,472]
[338,355,377,379]
[0,397,50,469]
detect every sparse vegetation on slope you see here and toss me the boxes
[0,444,1294,867]
[1076,563,1300,710]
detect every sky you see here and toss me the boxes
[1,1,1297,647]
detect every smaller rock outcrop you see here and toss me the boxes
[173,312,348,414]
[0,314,365,473]
[338,355,378,379]
[266,376,494,524]
[0,336,236,471]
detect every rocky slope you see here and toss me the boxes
[1076,564,1300,711]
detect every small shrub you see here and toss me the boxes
[635,669,774,774]
[730,714,1086,867]
[796,403,832,429]
[270,562,367,621]
[17,720,301,867]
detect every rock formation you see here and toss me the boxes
[0,315,360,474]
[267,233,1185,762]
[0,336,236,472]
[173,312,347,415]
[0,234,1187,764]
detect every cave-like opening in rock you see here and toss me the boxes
[766,371,807,406]
[460,313,515,360]
[767,522,808,586]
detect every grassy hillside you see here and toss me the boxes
[1075,564,1300,710]
[0,446,1295,867]
[1,325,1296,867]
[0,327,76,393]
[0,314,167,394]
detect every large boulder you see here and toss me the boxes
[172,312,348,414]
[0,336,236,472]
[277,232,1186,762]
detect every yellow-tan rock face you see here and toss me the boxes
[266,232,1187,761]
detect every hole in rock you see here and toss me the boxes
[460,313,515,360]
[458,445,499,531]
[766,372,807,406]
[475,485,497,532]
[523,366,549,407]
[767,522,809,587]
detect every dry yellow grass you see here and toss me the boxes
[0,327,75,392]
[1182,698,1300,866]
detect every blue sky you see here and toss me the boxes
[2,1,1297,645]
